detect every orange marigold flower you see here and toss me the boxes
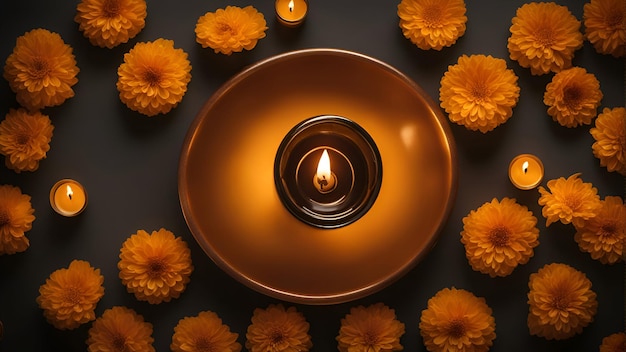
[574,196,626,264]
[507,2,583,75]
[118,228,194,304]
[0,184,35,255]
[172,310,241,352]
[583,0,626,58]
[86,306,155,352]
[36,259,105,330]
[246,304,312,352]
[440,54,520,133]
[527,263,597,340]
[419,287,496,352]
[590,107,626,175]
[195,6,268,55]
[75,0,147,49]
[600,332,626,352]
[116,39,192,117]
[461,197,540,277]
[3,28,79,111]
[336,303,405,352]
[0,108,53,173]
[397,0,467,51]
[538,173,602,227]
[543,67,603,128]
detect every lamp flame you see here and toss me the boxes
[317,149,332,182]
[66,184,73,200]
[522,161,529,174]
[288,0,294,12]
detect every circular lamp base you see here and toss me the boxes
[274,115,382,228]
[178,49,457,304]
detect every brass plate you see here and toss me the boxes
[178,49,457,304]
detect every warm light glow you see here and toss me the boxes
[66,184,73,200]
[288,0,294,12]
[522,161,529,174]
[317,149,332,181]
[314,149,336,193]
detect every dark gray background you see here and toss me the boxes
[0,0,623,351]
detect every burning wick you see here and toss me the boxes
[522,161,529,174]
[314,149,337,194]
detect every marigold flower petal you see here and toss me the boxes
[419,287,496,352]
[574,196,626,264]
[0,184,35,255]
[590,107,626,175]
[3,28,79,110]
[336,303,405,352]
[116,39,192,116]
[75,0,147,48]
[599,332,626,352]
[461,197,540,277]
[440,54,520,133]
[507,2,583,75]
[118,228,194,304]
[0,108,54,173]
[87,306,155,352]
[195,6,267,55]
[527,263,597,340]
[246,304,312,352]
[583,0,626,58]
[538,173,602,227]
[543,67,603,128]
[398,0,467,51]
[172,310,241,352]
[36,259,105,330]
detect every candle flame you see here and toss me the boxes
[288,0,294,12]
[66,184,73,200]
[317,149,332,183]
[522,161,529,174]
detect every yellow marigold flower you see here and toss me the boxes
[246,304,312,352]
[440,54,520,133]
[172,310,241,352]
[0,184,35,255]
[527,263,597,340]
[336,302,405,352]
[507,2,583,75]
[75,0,147,49]
[0,108,53,173]
[461,198,540,277]
[574,196,626,264]
[36,259,105,330]
[543,67,603,128]
[590,107,626,175]
[419,287,496,352]
[116,39,192,117]
[87,306,155,352]
[3,28,79,111]
[397,0,467,51]
[195,6,268,55]
[600,332,626,352]
[538,173,602,227]
[583,0,626,58]
[118,228,194,304]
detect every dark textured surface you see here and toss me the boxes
[0,1,623,351]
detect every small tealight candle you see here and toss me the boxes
[275,0,308,27]
[508,154,544,190]
[50,179,88,217]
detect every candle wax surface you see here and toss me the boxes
[51,180,87,216]
[275,0,307,22]
[509,154,544,190]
